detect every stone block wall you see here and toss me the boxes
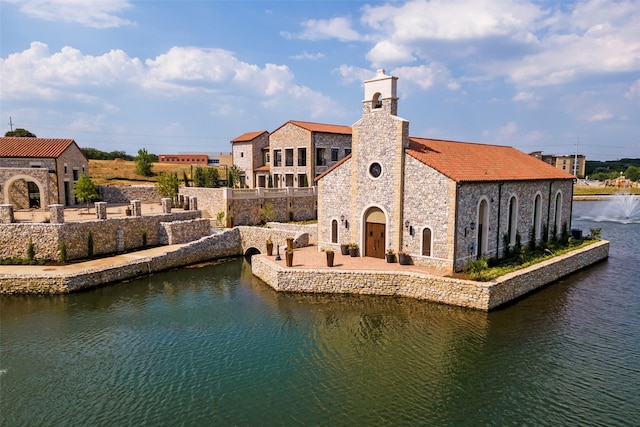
[0,211,200,261]
[99,185,160,203]
[0,167,56,208]
[159,218,211,245]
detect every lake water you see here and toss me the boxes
[1,201,639,426]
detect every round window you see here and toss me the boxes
[369,162,382,178]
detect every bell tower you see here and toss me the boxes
[363,69,398,117]
[349,69,408,256]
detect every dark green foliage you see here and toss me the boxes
[528,226,536,251]
[541,224,549,244]
[88,231,94,258]
[156,172,180,201]
[625,166,640,181]
[466,257,488,276]
[268,174,273,188]
[135,148,154,177]
[183,171,190,187]
[193,167,219,188]
[301,174,309,187]
[258,202,276,224]
[502,233,510,259]
[560,222,569,245]
[73,174,101,212]
[142,231,148,247]
[586,158,640,176]
[81,148,133,161]
[5,128,36,137]
[27,238,35,261]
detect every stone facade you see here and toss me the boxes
[231,131,269,188]
[159,218,211,245]
[252,240,609,311]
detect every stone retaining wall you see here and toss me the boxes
[159,218,211,245]
[252,240,609,311]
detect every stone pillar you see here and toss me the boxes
[189,196,198,211]
[131,200,142,217]
[161,198,172,213]
[49,204,65,224]
[95,202,107,220]
[0,204,14,224]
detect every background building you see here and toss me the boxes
[530,151,586,178]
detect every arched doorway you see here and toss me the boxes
[4,176,45,210]
[364,207,386,259]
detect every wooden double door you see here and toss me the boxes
[365,222,386,259]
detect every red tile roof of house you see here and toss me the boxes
[274,120,352,135]
[0,137,80,158]
[407,137,575,182]
[231,130,268,142]
[255,165,270,172]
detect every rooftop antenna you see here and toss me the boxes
[574,137,579,177]
[8,116,13,132]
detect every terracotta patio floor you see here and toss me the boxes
[263,243,449,277]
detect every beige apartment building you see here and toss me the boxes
[530,151,586,178]
[231,121,352,188]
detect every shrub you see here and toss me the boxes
[59,241,67,262]
[27,238,35,261]
[142,231,148,247]
[466,257,488,278]
[88,231,94,258]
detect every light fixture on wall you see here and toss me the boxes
[404,220,410,229]
[340,214,345,224]
[470,221,476,231]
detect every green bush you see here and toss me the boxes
[88,231,94,258]
[59,241,67,262]
[27,238,35,261]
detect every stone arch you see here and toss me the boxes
[553,191,563,238]
[4,174,47,210]
[508,195,518,246]
[244,247,261,262]
[372,92,382,109]
[533,192,542,240]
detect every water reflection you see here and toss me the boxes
[1,201,638,426]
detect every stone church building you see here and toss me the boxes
[317,70,575,272]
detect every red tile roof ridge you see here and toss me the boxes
[231,130,269,142]
[315,153,352,182]
[275,120,352,135]
[0,137,81,158]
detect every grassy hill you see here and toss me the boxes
[89,159,192,186]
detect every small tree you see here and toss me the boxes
[73,174,100,213]
[259,202,276,224]
[5,128,36,137]
[183,171,190,187]
[135,148,154,177]
[156,172,180,203]
[625,165,640,182]
[227,164,243,188]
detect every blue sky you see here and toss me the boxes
[1,0,639,161]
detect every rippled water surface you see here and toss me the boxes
[1,201,639,426]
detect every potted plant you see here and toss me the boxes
[125,206,132,216]
[286,237,294,251]
[285,248,294,267]
[386,248,396,263]
[398,251,411,265]
[325,249,335,267]
[340,243,350,255]
[266,237,274,256]
[348,243,359,257]
[226,215,233,228]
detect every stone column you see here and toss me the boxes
[49,204,65,224]
[161,198,172,213]
[189,196,198,211]
[95,202,107,220]
[131,200,142,217]
[0,204,14,224]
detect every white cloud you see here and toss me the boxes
[335,65,375,85]
[391,63,457,92]
[588,109,614,122]
[290,51,326,60]
[498,121,519,137]
[284,16,363,42]
[5,0,134,28]
[625,79,640,99]
[69,114,105,132]
[0,42,143,100]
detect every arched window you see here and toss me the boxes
[422,228,432,256]
[533,194,542,240]
[508,196,517,245]
[477,199,489,258]
[331,219,338,243]
[553,192,562,237]
[372,92,382,109]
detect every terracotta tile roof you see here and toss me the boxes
[407,137,575,182]
[0,137,79,158]
[274,120,352,135]
[231,130,268,142]
[255,165,270,172]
